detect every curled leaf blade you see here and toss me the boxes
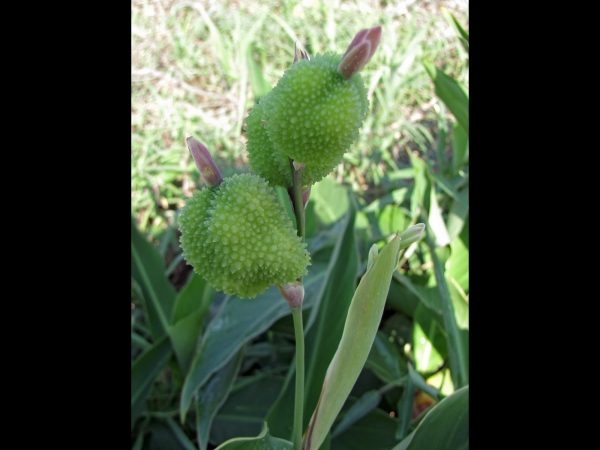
[304,234,401,450]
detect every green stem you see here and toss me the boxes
[291,305,305,450]
[289,159,306,255]
[289,158,306,449]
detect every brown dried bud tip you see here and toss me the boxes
[278,281,304,309]
[186,136,223,187]
[293,42,309,64]
[338,26,381,78]
[293,161,306,172]
[302,184,311,209]
[286,183,312,213]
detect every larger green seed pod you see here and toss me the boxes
[178,174,310,299]
[260,52,369,168]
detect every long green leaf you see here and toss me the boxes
[413,305,447,376]
[211,373,286,444]
[164,416,198,450]
[311,177,351,226]
[191,2,232,79]
[171,272,215,324]
[407,152,450,247]
[451,122,468,175]
[446,184,469,242]
[378,204,409,239]
[331,390,382,438]
[304,234,401,450]
[144,418,196,450]
[131,217,176,340]
[423,60,469,135]
[330,407,398,450]
[131,335,172,428]
[214,422,293,450]
[451,14,469,45]
[395,366,415,441]
[132,417,149,450]
[447,218,469,294]
[168,272,215,375]
[432,173,459,200]
[180,264,328,421]
[362,187,411,213]
[408,151,431,217]
[247,48,272,102]
[196,350,244,450]
[428,183,451,247]
[424,235,468,390]
[407,363,438,402]
[393,430,415,450]
[447,277,469,386]
[435,116,448,174]
[393,273,443,319]
[447,278,469,331]
[443,10,469,53]
[404,385,468,450]
[131,331,151,351]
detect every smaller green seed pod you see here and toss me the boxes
[179,174,311,299]
[246,100,336,188]
[246,101,291,187]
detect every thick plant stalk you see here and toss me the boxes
[291,306,305,450]
[283,158,307,450]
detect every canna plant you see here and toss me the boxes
[176,27,426,450]
[131,9,472,448]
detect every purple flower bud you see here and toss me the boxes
[338,26,381,79]
[186,136,223,187]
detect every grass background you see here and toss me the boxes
[131,0,468,239]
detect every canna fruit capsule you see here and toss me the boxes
[260,52,369,169]
[179,173,311,299]
[245,25,381,188]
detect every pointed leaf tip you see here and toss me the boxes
[398,223,426,250]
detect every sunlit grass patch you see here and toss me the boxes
[131,0,468,235]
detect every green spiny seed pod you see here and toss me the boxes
[260,52,369,168]
[179,173,310,299]
[246,101,290,187]
[246,100,336,188]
